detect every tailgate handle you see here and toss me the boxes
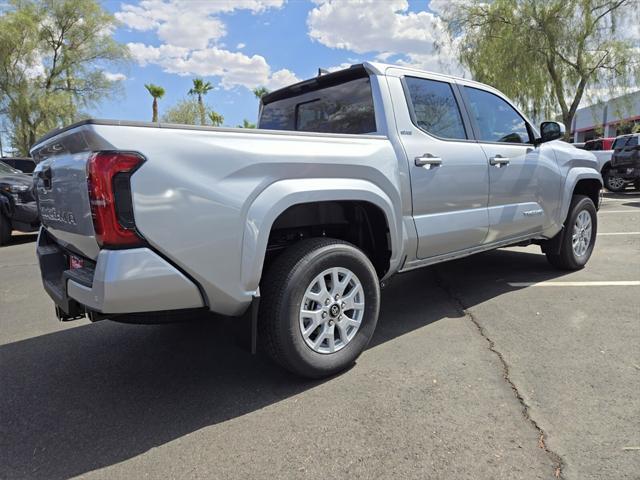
[38,167,52,189]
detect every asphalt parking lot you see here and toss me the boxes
[1,192,638,480]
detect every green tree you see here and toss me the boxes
[162,97,223,127]
[252,86,270,100]
[440,0,639,137]
[207,110,224,127]
[0,0,129,155]
[237,119,256,129]
[144,84,165,123]
[188,78,213,125]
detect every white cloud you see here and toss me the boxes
[104,72,127,82]
[307,0,465,75]
[116,0,285,32]
[117,0,297,90]
[156,13,225,49]
[127,43,297,90]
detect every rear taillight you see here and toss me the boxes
[87,152,145,248]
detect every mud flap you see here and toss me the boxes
[541,226,565,256]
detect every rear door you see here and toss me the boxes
[387,71,489,259]
[460,85,561,243]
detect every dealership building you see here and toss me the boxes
[571,90,640,143]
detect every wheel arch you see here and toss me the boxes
[560,169,603,221]
[240,178,402,293]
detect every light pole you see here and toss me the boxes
[0,128,6,158]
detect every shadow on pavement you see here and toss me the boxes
[601,190,640,208]
[0,248,569,479]
[7,232,38,246]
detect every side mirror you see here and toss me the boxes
[535,121,565,145]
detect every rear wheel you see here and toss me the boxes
[0,213,11,246]
[546,195,597,270]
[259,238,380,378]
[603,168,626,192]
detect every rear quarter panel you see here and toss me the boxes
[90,124,403,316]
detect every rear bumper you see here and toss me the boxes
[37,228,204,317]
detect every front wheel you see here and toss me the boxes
[546,195,597,270]
[603,169,627,192]
[259,238,380,378]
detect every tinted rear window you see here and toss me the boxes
[259,76,376,134]
[613,137,629,149]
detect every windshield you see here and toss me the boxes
[0,161,20,175]
[259,75,376,134]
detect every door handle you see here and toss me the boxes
[415,153,442,169]
[489,155,510,168]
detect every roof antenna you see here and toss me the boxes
[317,68,329,77]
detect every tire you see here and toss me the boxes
[634,179,640,191]
[546,195,597,270]
[259,238,380,378]
[0,213,11,246]
[602,168,626,192]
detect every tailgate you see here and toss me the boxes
[32,133,103,260]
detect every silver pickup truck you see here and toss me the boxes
[32,62,602,378]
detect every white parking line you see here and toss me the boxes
[599,210,640,213]
[597,232,640,236]
[601,197,639,203]
[508,281,640,287]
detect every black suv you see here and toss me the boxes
[610,134,640,191]
[0,161,40,245]
[0,157,36,174]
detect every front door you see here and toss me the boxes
[390,74,490,259]
[460,85,561,243]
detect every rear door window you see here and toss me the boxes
[259,76,376,134]
[404,77,467,140]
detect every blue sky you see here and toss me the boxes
[96,0,459,127]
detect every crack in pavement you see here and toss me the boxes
[433,268,565,480]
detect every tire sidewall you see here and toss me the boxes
[276,244,380,377]
[564,197,597,268]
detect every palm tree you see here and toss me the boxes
[237,119,256,129]
[144,84,165,123]
[188,78,213,125]
[207,110,224,127]
[252,86,270,100]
